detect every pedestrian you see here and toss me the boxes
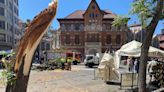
[127,57,131,72]
[64,58,68,70]
[68,60,71,71]
[61,61,65,70]
[127,57,134,72]
[134,59,139,73]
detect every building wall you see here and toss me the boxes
[129,24,147,42]
[157,29,164,50]
[58,0,128,56]
[0,0,20,50]
[59,21,128,56]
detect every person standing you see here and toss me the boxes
[134,59,139,73]
[127,57,133,72]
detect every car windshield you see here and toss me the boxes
[87,56,93,60]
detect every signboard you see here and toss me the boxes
[120,73,138,89]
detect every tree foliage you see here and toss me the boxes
[112,16,129,27]
[130,0,164,28]
[113,0,164,28]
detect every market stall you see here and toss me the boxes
[115,40,164,67]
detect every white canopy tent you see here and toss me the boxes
[115,40,164,68]
[98,40,164,81]
[117,40,164,57]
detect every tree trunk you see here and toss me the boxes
[138,0,164,92]
[6,56,32,92]
[13,56,31,92]
[5,1,58,92]
[5,84,14,92]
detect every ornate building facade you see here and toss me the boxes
[57,0,128,56]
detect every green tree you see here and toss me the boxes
[113,0,164,92]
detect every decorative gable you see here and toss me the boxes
[84,0,103,19]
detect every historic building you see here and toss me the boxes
[57,0,128,56]
[129,24,146,42]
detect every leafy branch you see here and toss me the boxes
[112,16,129,27]
[0,56,16,85]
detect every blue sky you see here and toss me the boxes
[19,0,163,34]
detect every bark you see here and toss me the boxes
[5,56,32,92]
[5,84,14,92]
[138,0,164,92]
[13,56,32,92]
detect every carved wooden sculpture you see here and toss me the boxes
[5,0,58,92]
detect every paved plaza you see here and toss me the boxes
[0,64,129,92]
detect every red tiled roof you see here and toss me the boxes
[64,10,117,19]
[65,10,85,19]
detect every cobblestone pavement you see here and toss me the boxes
[0,64,128,92]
